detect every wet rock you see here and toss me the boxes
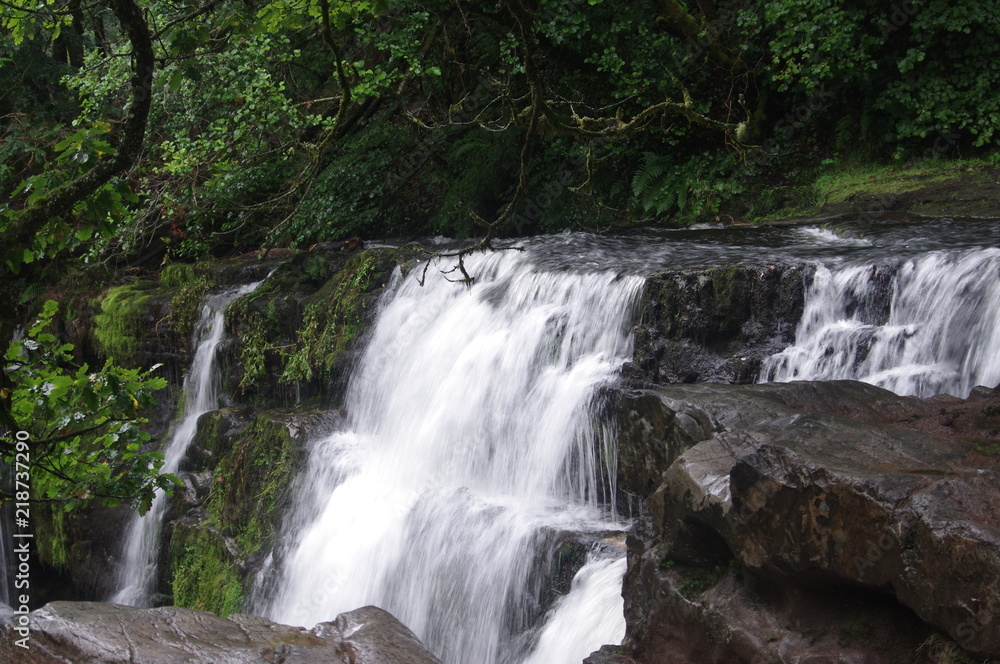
[583,643,640,664]
[618,381,1000,659]
[624,565,933,664]
[630,264,805,386]
[0,602,442,664]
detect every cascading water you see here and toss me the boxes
[111,279,266,606]
[762,247,1000,398]
[521,555,628,664]
[255,248,642,664]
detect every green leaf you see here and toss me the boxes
[76,225,94,242]
[168,70,184,92]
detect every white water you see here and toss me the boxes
[521,555,627,664]
[111,280,265,606]
[258,250,640,664]
[762,248,1000,398]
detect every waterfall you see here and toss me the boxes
[256,249,641,664]
[762,248,1000,398]
[111,279,266,606]
[521,554,628,664]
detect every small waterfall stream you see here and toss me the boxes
[762,247,1000,398]
[111,279,265,606]
[256,249,642,664]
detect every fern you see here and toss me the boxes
[633,152,681,216]
[448,136,493,162]
[631,152,669,196]
[18,281,48,306]
[632,150,745,222]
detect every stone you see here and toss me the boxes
[0,602,442,664]
[617,381,1000,659]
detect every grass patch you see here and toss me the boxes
[811,161,960,206]
[751,156,999,222]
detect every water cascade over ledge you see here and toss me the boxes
[111,279,267,606]
[762,247,1000,398]
[254,248,643,664]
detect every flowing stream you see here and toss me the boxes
[761,239,1000,398]
[255,248,642,664]
[111,279,265,606]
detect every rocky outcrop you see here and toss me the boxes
[629,264,806,386]
[218,245,423,410]
[163,408,344,615]
[0,602,442,664]
[616,381,1000,661]
[29,247,410,605]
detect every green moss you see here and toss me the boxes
[170,413,297,616]
[169,274,213,344]
[160,263,197,288]
[659,559,730,599]
[976,441,1000,457]
[34,505,69,569]
[171,526,244,617]
[281,250,380,382]
[191,409,230,459]
[209,415,296,555]
[93,282,158,366]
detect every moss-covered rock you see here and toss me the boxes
[164,264,214,346]
[92,281,164,367]
[169,520,244,617]
[222,245,422,409]
[167,411,305,616]
[208,415,296,556]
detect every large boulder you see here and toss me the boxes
[618,381,1000,660]
[0,602,442,664]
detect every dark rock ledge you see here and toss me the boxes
[604,380,1000,664]
[0,602,442,664]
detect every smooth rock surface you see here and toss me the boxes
[0,602,442,664]
[617,381,1000,659]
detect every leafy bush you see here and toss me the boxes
[4,300,175,513]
